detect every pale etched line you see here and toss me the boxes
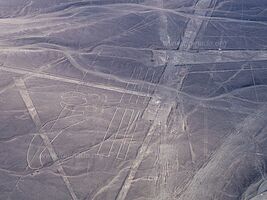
[0,65,151,98]
[179,0,217,51]
[123,112,140,161]
[241,0,244,21]
[97,67,137,156]
[0,57,66,95]
[49,106,68,133]
[116,110,159,200]
[116,109,135,159]
[14,79,42,127]
[107,109,127,157]
[17,0,33,15]
[74,49,103,92]
[129,68,148,103]
[39,115,86,166]
[250,65,259,102]
[135,69,149,104]
[158,0,171,48]
[176,106,267,200]
[194,35,267,38]
[64,52,153,91]
[177,68,196,164]
[38,96,83,162]
[149,69,157,85]
[168,50,267,66]
[29,97,74,169]
[188,67,267,74]
[129,67,143,103]
[121,111,141,161]
[96,108,118,156]
[41,50,100,165]
[27,134,44,170]
[120,66,137,103]
[14,78,78,200]
[142,70,156,105]
[204,108,208,159]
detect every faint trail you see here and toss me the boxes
[14,78,79,200]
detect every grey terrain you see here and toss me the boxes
[0,0,267,200]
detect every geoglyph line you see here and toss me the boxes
[97,65,157,158]
[179,0,217,51]
[116,0,172,197]
[116,0,219,198]
[0,57,66,95]
[0,65,151,98]
[129,67,144,103]
[141,70,156,105]
[116,109,135,160]
[96,108,120,157]
[107,109,128,157]
[14,78,78,200]
[97,67,137,156]
[121,111,141,161]
[136,69,150,104]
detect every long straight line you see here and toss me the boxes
[1,65,151,98]
[116,109,135,159]
[14,78,78,200]
[97,67,138,155]
[96,108,119,155]
[141,70,156,104]
[116,109,160,200]
[107,109,127,156]
[122,111,141,160]
[0,58,66,95]
[136,69,149,104]
[179,0,216,50]
[129,67,143,103]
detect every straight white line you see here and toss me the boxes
[0,65,151,98]
[136,69,149,104]
[116,109,135,159]
[129,67,143,103]
[250,65,259,102]
[116,109,159,200]
[107,109,127,156]
[96,108,118,155]
[97,67,137,156]
[123,111,141,160]
[142,70,156,104]
[204,108,208,159]
[14,78,78,200]
[120,66,137,103]
[179,0,216,50]
[188,67,267,74]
